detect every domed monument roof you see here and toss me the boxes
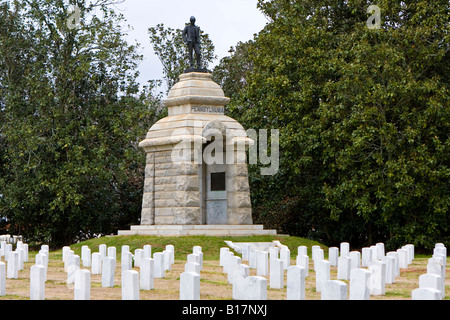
[164,72,230,109]
[139,72,253,152]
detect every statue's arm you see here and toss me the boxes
[196,26,201,44]
[182,26,188,43]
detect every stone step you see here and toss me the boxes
[118,225,277,237]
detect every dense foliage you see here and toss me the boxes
[0,0,162,246]
[214,0,449,250]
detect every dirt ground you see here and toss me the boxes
[0,253,448,300]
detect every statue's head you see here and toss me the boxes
[190,16,196,24]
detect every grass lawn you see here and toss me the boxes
[67,235,328,261]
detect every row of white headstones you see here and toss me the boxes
[0,241,447,300]
[0,241,178,300]
[63,244,177,300]
[217,242,447,300]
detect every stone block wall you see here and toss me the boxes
[141,148,203,225]
[141,145,253,226]
[226,162,253,225]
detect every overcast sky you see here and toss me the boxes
[115,0,268,88]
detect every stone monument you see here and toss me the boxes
[119,18,276,236]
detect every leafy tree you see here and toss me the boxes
[148,23,217,91]
[213,41,254,101]
[215,0,449,250]
[0,0,162,246]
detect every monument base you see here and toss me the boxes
[117,225,277,237]
[184,67,209,73]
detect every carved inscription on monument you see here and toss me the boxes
[191,106,225,114]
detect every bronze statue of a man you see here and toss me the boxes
[183,16,202,69]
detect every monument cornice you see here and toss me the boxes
[163,95,230,108]
[139,134,206,151]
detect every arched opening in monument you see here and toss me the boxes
[202,129,228,225]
